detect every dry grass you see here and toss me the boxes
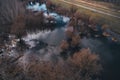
[51,0,120,34]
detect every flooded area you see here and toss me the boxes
[26,2,120,80]
[0,1,120,80]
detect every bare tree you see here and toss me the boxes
[0,0,25,25]
[11,15,26,38]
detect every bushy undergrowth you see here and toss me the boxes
[0,48,102,80]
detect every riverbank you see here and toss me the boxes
[48,0,120,42]
[50,0,120,34]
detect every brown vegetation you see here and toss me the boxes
[67,48,102,80]
[11,15,26,38]
[71,35,80,46]
[60,40,69,50]
[0,48,102,80]
[69,5,78,16]
[25,12,45,31]
[0,0,25,25]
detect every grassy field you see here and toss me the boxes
[51,0,120,34]
[74,0,120,16]
[83,0,120,10]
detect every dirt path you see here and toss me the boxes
[60,0,120,19]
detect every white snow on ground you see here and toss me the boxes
[62,16,70,23]
[44,12,62,20]
[23,30,51,48]
[27,3,47,11]
[44,12,70,23]
[27,3,70,23]
[23,30,51,42]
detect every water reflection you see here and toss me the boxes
[23,27,66,47]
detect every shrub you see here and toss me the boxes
[25,12,45,31]
[101,24,109,30]
[0,48,102,80]
[46,0,56,12]
[71,35,80,46]
[69,5,78,16]
[60,40,69,50]
[68,48,103,80]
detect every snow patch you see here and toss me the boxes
[27,3,47,11]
